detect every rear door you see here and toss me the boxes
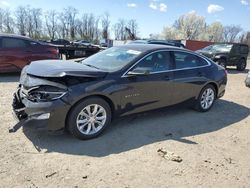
[120,51,174,115]
[171,51,210,104]
[229,44,241,65]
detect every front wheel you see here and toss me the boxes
[67,97,112,140]
[194,85,216,112]
[237,59,247,71]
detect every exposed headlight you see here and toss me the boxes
[27,86,67,102]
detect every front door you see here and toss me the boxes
[120,51,174,116]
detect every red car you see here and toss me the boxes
[0,34,59,73]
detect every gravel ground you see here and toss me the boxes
[0,64,249,188]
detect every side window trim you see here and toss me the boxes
[122,50,173,77]
[122,49,211,77]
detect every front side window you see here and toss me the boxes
[211,44,233,52]
[132,51,171,73]
[240,45,249,54]
[174,51,208,69]
[1,38,28,48]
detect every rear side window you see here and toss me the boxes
[1,38,28,48]
[240,45,249,54]
[173,51,208,69]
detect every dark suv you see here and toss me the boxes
[197,43,249,71]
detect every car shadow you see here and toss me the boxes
[0,73,20,82]
[22,99,250,157]
[226,68,249,74]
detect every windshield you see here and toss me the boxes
[203,44,233,52]
[81,47,142,72]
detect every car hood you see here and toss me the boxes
[26,60,107,78]
[197,50,214,58]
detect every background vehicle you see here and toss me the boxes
[197,43,249,71]
[245,71,250,87]
[73,40,92,46]
[12,45,227,140]
[50,39,71,46]
[0,34,59,73]
[129,40,185,48]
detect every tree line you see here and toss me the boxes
[160,12,250,46]
[0,6,139,43]
[0,6,249,46]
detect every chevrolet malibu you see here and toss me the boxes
[12,45,227,139]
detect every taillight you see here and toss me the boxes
[224,69,227,76]
[50,48,59,55]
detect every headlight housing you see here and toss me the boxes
[26,85,67,102]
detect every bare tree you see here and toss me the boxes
[94,17,100,43]
[127,19,138,39]
[31,8,42,38]
[207,22,224,42]
[223,25,242,42]
[64,7,78,40]
[162,26,179,39]
[0,8,14,33]
[173,12,206,40]
[240,31,250,47]
[113,19,126,40]
[3,9,15,33]
[45,10,58,40]
[0,8,3,32]
[76,13,100,42]
[15,6,28,36]
[101,12,110,40]
[58,12,69,39]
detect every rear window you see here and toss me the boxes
[1,38,28,48]
[174,51,208,69]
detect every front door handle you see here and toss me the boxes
[197,72,205,77]
[164,75,170,81]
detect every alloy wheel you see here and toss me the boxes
[200,88,215,110]
[76,104,107,135]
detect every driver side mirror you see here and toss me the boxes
[127,67,150,76]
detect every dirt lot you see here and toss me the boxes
[0,64,249,188]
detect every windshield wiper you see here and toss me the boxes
[83,64,101,70]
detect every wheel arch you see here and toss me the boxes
[197,82,219,99]
[65,94,115,129]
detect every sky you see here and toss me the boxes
[0,0,250,38]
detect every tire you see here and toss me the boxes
[194,84,216,112]
[237,58,247,71]
[217,59,227,69]
[67,97,112,140]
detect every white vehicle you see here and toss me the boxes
[245,71,250,87]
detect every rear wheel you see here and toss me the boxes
[217,59,227,69]
[67,97,111,140]
[236,59,246,71]
[194,84,216,112]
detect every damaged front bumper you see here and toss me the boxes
[10,86,71,133]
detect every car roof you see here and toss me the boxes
[118,44,186,53]
[0,33,34,41]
